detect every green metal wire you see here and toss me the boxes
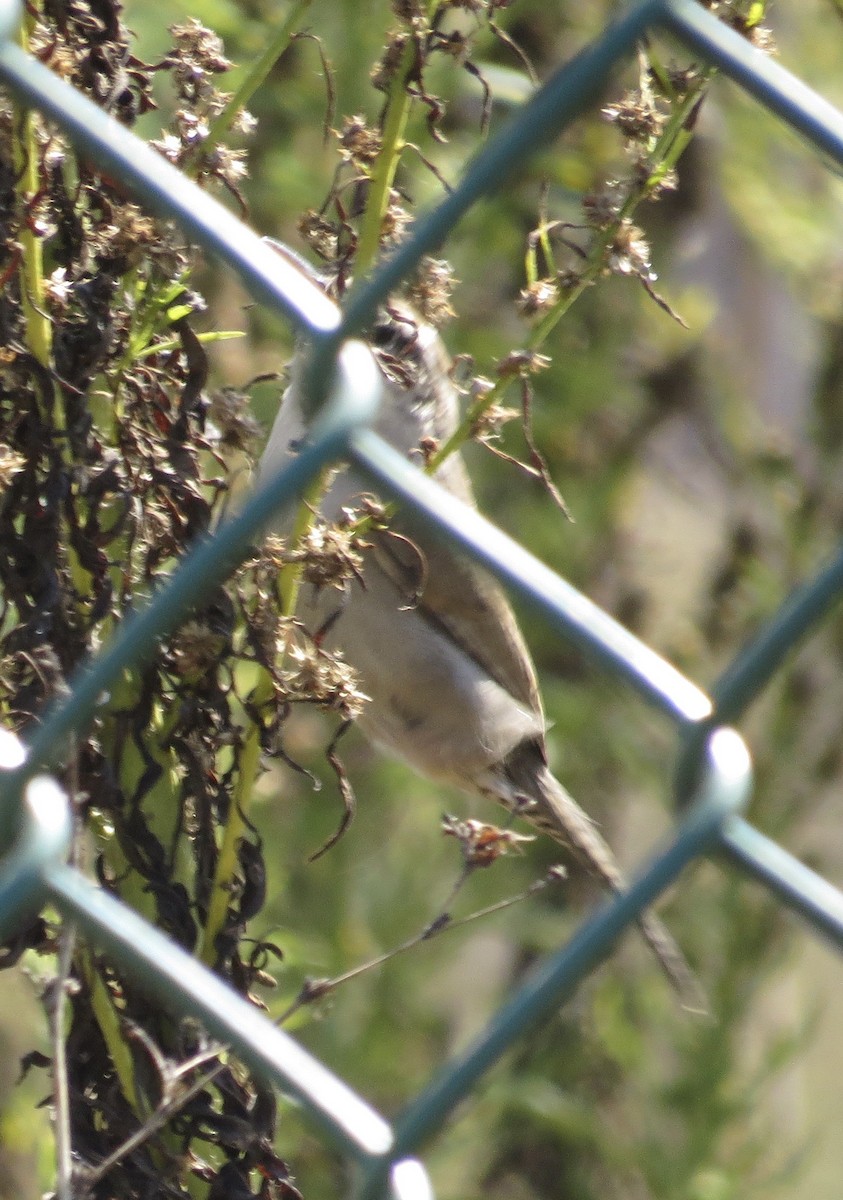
[339,0,663,337]
[0,1,843,1196]
[358,728,753,1200]
[45,860,395,1161]
[350,427,713,726]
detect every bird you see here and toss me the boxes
[259,271,700,1007]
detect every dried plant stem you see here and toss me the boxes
[77,1050,225,1195]
[50,919,76,1200]
[275,871,560,1025]
[101,674,185,921]
[93,869,561,1185]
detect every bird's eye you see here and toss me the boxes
[370,311,419,356]
[370,322,395,348]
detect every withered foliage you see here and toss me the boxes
[0,5,350,1196]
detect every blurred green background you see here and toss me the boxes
[5,2,843,1197]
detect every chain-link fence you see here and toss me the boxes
[1,0,843,1196]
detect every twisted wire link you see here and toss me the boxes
[0,2,841,1196]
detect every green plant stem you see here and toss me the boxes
[12,12,52,370]
[355,2,442,273]
[135,329,244,360]
[99,670,186,920]
[13,9,104,608]
[79,947,142,1113]
[326,64,715,554]
[199,0,314,167]
[277,469,330,614]
[199,673,272,967]
[428,70,714,477]
[118,3,313,375]
[199,466,329,967]
[355,44,416,275]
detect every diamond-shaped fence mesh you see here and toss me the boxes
[1,1,843,1196]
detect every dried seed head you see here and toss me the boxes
[91,203,159,265]
[199,144,249,188]
[371,33,410,93]
[582,184,626,228]
[602,92,667,143]
[380,199,412,247]
[351,495,388,525]
[517,278,559,318]
[496,350,551,379]
[403,257,455,326]
[470,399,519,443]
[635,162,679,199]
[392,0,425,22]
[45,267,73,312]
[208,388,262,451]
[286,519,365,593]
[0,443,27,491]
[298,210,339,260]
[170,619,228,681]
[153,132,184,164]
[441,815,534,867]
[608,219,652,279]
[260,535,287,572]
[337,115,382,169]
[169,19,232,88]
[556,267,584,292]
[418,435,439,466]
[233,108,257,137]
[280,637,369,721]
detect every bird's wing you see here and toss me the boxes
[369,491,545,728]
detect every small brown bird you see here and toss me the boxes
[261,288,699,1006]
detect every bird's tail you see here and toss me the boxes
[491,747,706,1012]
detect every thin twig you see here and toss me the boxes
[273,866,564,1024]
[79,855,561,1190]
[76,1049,224,1194]
[50,918,77,1200]
[50,744,83,1200]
